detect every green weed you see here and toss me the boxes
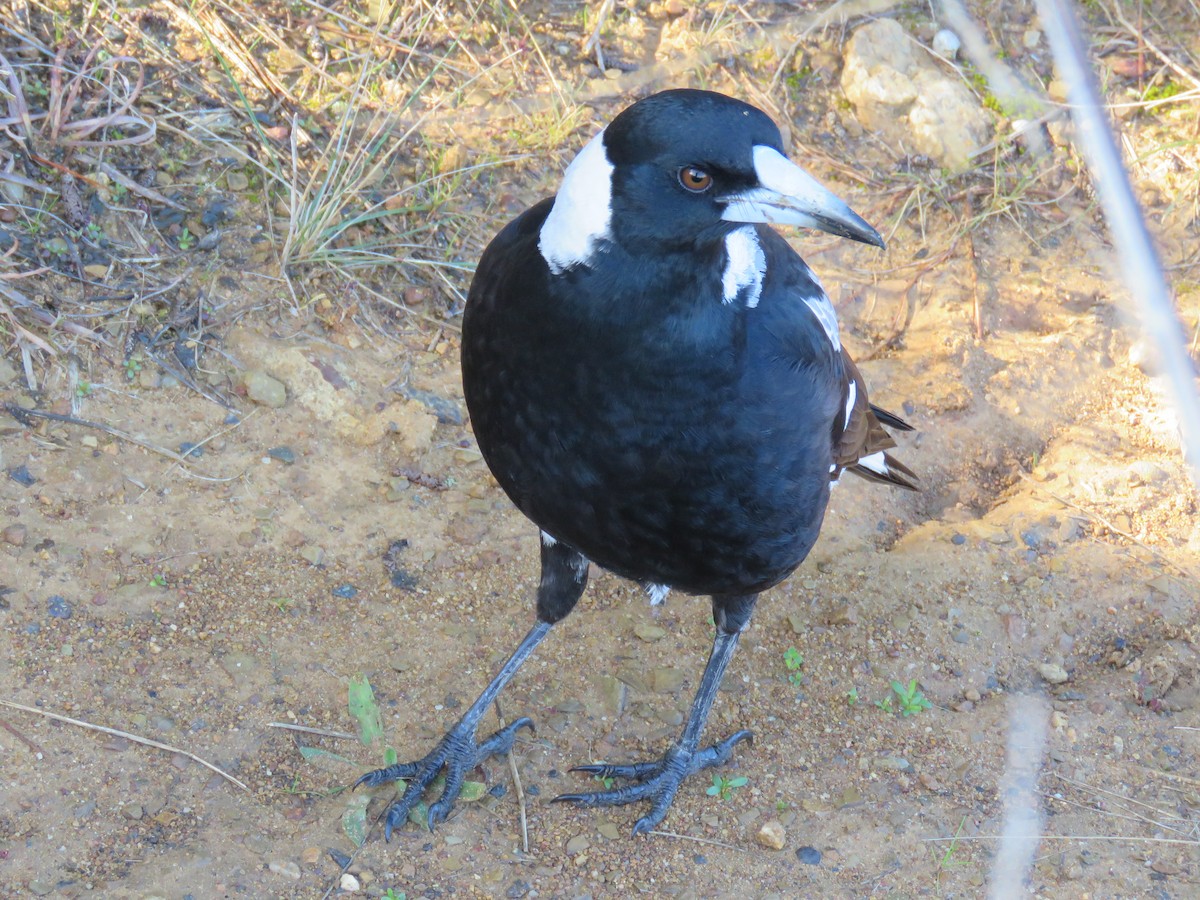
[706,773,748,801]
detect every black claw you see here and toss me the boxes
[554,729,753,827]
[356,717,537,839]
[550,792,588,804]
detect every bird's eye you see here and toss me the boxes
[678,166,713,193]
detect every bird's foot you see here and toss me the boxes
[354,716,534,839]
[552,729,753,835]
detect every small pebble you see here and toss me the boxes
[267,446,296,464]
[7,465,36,486]
[1038,662,1070,684]
[950,533,966,545]
[932,28,961,59]
[243,370,287,408]
[2,524,27,546]
[178,442,203,458]
[268,859,301,879]
[565,834,590,854]
[47,595,73,619]
[964,688,981,702]
[796,846,822,865]
[339,872,361,892]
[756,819,787,850]
[332,584,358,599]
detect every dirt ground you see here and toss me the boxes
[2,1,1199,898]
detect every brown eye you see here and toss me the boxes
[678,166,713,193]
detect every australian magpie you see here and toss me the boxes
[356,89,916,838]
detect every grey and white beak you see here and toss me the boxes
[720,146,884,248]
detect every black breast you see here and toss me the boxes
[462,212,841,596]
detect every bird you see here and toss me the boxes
[355,88,917,838]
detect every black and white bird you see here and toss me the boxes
[357,89,916,837]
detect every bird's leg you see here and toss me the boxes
[356,537,589,839]
[554,593,758,835]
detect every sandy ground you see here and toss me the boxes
[2,2,1200,898]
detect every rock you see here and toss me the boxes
[565,834,590,854]
[339,872,361,892]
[756,820,787,850]
[47,595,73,619]
[268,859,301,879]
[932,29,961,59]
[634,621,666,642]
[1038,662,1070,685]
[796,846,822,866]
[841,18,991,170]
[651,667,684,693]
[2,524,26,546]
[266,446,296,464]
[0,356,18,385]
[243,369,287,408]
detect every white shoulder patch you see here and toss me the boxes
[843,379,857,431]
[722,226,766,307]
[538,128,614,274]
[803,291,840,350]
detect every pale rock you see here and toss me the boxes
[932,29,961,59]
[757,819,787,850]
[841,18,991,170]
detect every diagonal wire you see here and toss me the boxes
[1037,0,1200,489]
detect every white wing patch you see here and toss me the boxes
[722,226,766,307]
[856,450,889,475]
[540,530,558,547]
[843,379,857,431]
[539,128,614,274]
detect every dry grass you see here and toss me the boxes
[0,0,1195,396]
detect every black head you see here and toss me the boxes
[601,90,785,249]
[537,90,881,274]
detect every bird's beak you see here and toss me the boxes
[720,146,884,249]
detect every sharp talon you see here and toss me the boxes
[551,793,587,804]
[568,764,604,775]
[631,817,653,836]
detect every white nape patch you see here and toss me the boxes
[540,530,558,547]
[804,292,841,350]
[538,128,614,274]
[856,451,889,475]
[646,583,670,606]
[842,379,857,431]
[722,226,766,307]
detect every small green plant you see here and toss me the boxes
[591,771,615,790]
[75,380,93,398]
[933,815,971,889]
[846,687,859,706]
[783,646,804,685]
[178,227,195,250]
[1144,81,1183,103]
[271,596,294,612]
[149,573,167,588]
[706,773,748,801]
[382,890,407,900]
[775,799,790,813]
[875,695,894,714]
[888,679,933,717]
[124,357,142,380]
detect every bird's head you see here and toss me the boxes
[539,89,883,275]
